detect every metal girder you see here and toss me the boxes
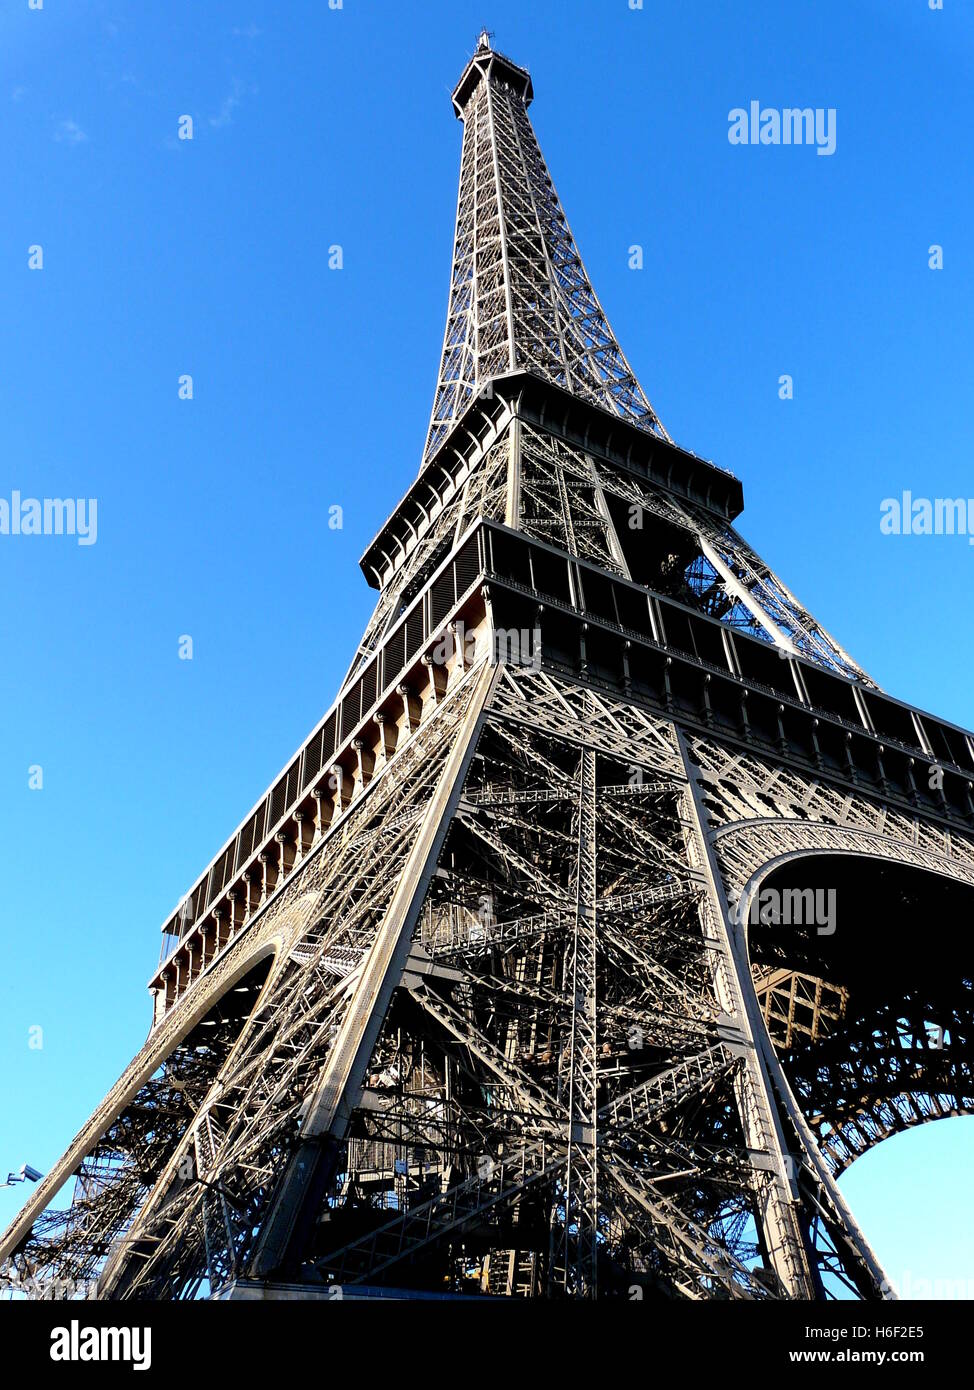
[5,32,974,1308]
[423,37,668,464]
[560,743,599,1297]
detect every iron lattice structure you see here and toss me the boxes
[4,34,973,1302]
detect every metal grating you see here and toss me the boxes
[431,569,456,629]
[386,623,406,682]
[302,726,325,790]
[269,771,288,828]
[454,535,481,597]
[235,806,265,872]
[407,605,425,663]
[361,659,378,715]
[341,690,360,741]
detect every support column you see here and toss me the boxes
[275,831,293,884]
[561,744,598,1298]
[352,738,375,796]
[329,764,351,815]
[422,653,448,708]
[294,812,308,863]
[449,621,468,678]
[676,728,816,1299]
[248,662,500,1281]
[244,870,257,922]
[374,711,396,766]
[397,684,422,735]
[311,786,330,842]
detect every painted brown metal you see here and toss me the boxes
[3,35,972,1302]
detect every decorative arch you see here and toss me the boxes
[685,734,974,1180]
[731,842,974,1175]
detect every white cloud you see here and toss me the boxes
[209,93,240,128]
[209,78,254,129]
[55,119,88,145]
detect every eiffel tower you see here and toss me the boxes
[4,32,973,1303]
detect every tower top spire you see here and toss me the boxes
[428,39,669,463]
[452,34,533,115]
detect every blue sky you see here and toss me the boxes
[1,0,972,1295]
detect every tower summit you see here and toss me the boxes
[425,31,669,465]
[3,38,973,1303]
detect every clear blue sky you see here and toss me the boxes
[1,0,972,1296]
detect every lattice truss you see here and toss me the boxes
[513,421,870,684]
[5,668,801,1302]
[283,669,784,1300]
[348,410,869,708]
[5,1017,252,1299]
[7,25,973,1309]
[688,735,974,1188]
[3,672,488,1301]
[340,436,510,690]
[419,36,867,688]
[423,53,668,464]
[691,508,870,684]
[517,426,626,575]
